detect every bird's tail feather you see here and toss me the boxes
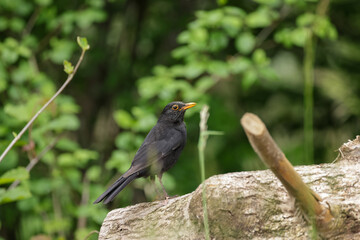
[93,173,137,204]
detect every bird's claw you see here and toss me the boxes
[161,194,179,205]
[166,194,178,199]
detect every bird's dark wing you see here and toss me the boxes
[126,127,184,175]
[93,173,137,204]
[94,127,184,204]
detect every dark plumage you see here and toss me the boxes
[93,101,196,204]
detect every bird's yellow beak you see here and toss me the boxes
[181,102,196,110]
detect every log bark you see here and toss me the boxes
[240,113,334,232]
[99,137,360,240]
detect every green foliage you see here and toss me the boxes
[236,32,256,54]
[0,185,31,204]
[275,12,337,48]
[0,167,31,204]
[77,36,90,51]
[63,60,74,75]
[0,0,358,239]
[0,0,104,238]
[0,167,29,185]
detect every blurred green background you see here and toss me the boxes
[0,0,359,239]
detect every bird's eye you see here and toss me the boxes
[172,105,179,110]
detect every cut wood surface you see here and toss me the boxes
[99,137,360,240]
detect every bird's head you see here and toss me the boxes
[158,101,196,123]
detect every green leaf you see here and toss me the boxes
[106,150,131,172]
[115,132,143,149]
[43,218,70,234]
[198,9,224,27]
[177,31,190,44]
[132,107,157,131]
[153,65,169,76]
[296,13,315,27]
[57,95,80,114]
[87,166,101,181]
[223,6,246,17]
[204,130,224,135]
[1,48,18,64]
[46,114,80,131]
[183,62,205,79]
[217,0,228,6]
[58,153,74,167]
[242,69,258,90]
[74,149,98,164]
[259,66,278,81]
[169,65,185,77]
[195,76,216,93]
[235,32,256,54]
[313,16,338,40]
[56,138,79,151]
[274,28,293,48]
[171,46,191,59]
[63,60,74,74]
[208,31,228,52]
[207,61,229,77]
[17,45,31,58]
[246,7,276,28]
[291,27,307,47]
[59,150,98,168]
[9,18,25,33]
[189,27,208,50]
[76,9,107,29]
[0,186,31,204]
[4,37,19,48]
[4,102,35,122]
[47,38,76,64]
[252,49,269,66]
[221,16,243,37]
[11,60,34,83]
[77,36,90,51]
[30,179,52,195]
[0,167,29,185]
[228,56,251,74]
[113,110,134,129]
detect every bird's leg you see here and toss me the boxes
[157,173,179,205]
[150,175,162,200]
[157,173,169,199]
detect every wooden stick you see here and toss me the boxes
[240,113,334,231]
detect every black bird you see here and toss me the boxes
[94,101,196,204]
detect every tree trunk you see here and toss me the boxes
[99,137,360,240]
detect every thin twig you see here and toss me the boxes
[22,6,42,37]
[256,5,291,47]
[303,0,331,165]
[303,28,315,165]
[8,135,62,190]
[240,113,335,233]
[36,24,62,53]
[0,47,87,163]
[198,105,210,240]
